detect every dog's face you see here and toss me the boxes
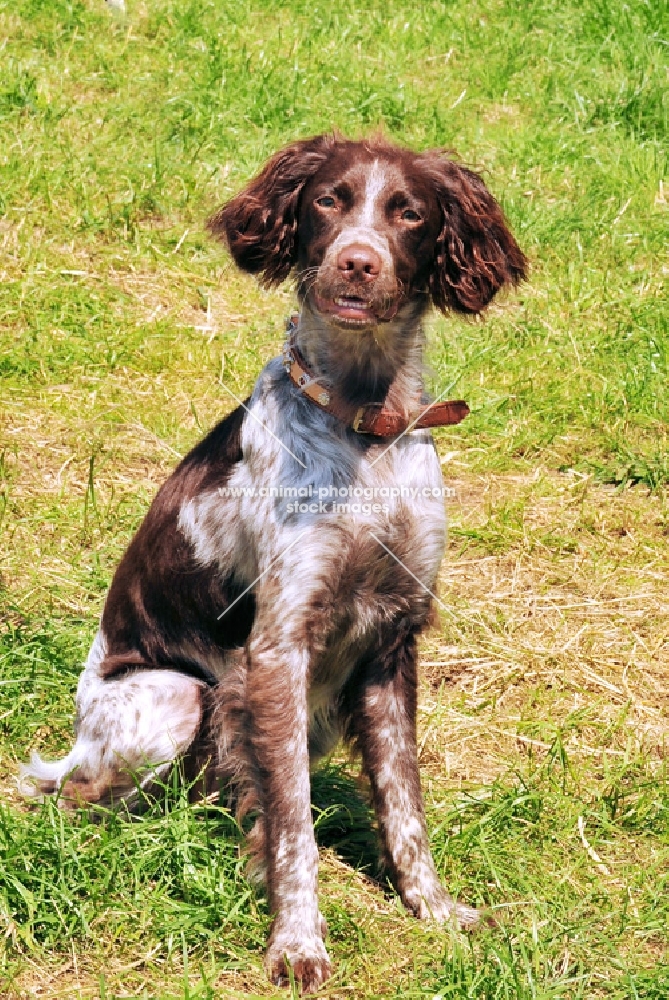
[294,144,443,328]
[208,134,526,320]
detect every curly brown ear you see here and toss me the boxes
[419,154,527,314]
[207,134,336,286]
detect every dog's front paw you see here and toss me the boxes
[405,883,482,930]
[265,922,332,994]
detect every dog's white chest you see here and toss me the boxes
[178,365,448,671]
[245,389,446,614]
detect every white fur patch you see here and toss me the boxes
[359,159,387,227]
[20,666,204,802]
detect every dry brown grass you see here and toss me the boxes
[418,470,668,788]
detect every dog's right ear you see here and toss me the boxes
[207,135,335,286]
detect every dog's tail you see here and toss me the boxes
[18,749,83,799]
[18,668,206,807]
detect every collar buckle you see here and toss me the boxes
[351,407,366,433]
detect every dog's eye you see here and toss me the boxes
[401,209,422,223]
[316,196,336,209]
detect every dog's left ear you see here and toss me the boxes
[419,154,527,314]
[207,134,336,286]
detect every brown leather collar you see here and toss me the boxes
[282,314,469,437]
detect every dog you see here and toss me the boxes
[21,135,526,993]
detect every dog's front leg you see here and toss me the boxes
[349,632,480,930]
[246,633,331,993]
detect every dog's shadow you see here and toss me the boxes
[310,762,382,879]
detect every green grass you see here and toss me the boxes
[0,0,667,996]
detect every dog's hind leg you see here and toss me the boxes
[20,660,205,807]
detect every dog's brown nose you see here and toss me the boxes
[337,244,381,282]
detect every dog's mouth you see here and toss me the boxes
[313,292,399,327]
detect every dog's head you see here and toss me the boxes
[208,135,527,327]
